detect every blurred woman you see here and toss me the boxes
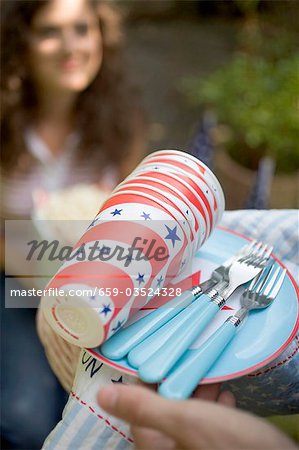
[0,1,146,448]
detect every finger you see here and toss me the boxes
[137,379,158,391]
[193,383,221,401]
[217,390,236,408]
[98,384,185,437]
[132,425,175,450]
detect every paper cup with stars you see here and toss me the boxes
[101,188,192,251]
[112,181,197,251]
[41,196,190,348]
[122,165,213,247]
[139,151,224,208]
[116,172,204,238]
[128,155,219,215]
[131,160,218,230]
[141,150,225,223]
[97,196,193,281]
[103,189,195,280]
[123,170,212,244]
[98,187,193,254]
[41,150,224,348]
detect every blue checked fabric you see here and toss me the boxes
[43,209,299,449]
[43,352,136,449]
[221,209,299,416]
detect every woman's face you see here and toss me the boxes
[28,0,102,96]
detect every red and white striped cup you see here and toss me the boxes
[41,150,224,348]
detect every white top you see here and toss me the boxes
[1,129,118,218]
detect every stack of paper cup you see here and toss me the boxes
[41,150,225,348]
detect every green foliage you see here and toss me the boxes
[184,53,299,173]
[234,0,260,15]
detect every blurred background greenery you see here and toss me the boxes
[121,0,299,208]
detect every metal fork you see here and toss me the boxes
[198,240,258,293]
[138,242,273,383]
[159,264,286,399]
[100,241,257,360]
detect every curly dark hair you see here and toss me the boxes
[1,0,145,175]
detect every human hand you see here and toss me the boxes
[98,383,297,450]
[124,383,234,450]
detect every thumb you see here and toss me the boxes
[98,384,185,438]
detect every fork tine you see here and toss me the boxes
[255,264,277,294]
[225,243,254,269]
[237,241,252,259]
[251,263,274,293]
[237,241,256,261]
[248,265,268,291]
[248,272,262,292]
[263,245,271,260]
[263,246,273,260]
[248,239,257,249]
[239,240,262,263]
[253,244,273,267]
[248,274,259,291]
[256,243,267,258]
[257,243,272,259]
[242,243,272,267]
[261,265,281,296]
[267,268,286,298]
[252,241,262,256]
[245,240,257,255]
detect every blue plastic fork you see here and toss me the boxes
[159,264,286,399]
[138,243,272,383]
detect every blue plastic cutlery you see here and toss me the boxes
[100,244,254,360]
[138,243,272,383]
[159,264,286,399]
[100,289,201,360]
[136,292,221,381]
